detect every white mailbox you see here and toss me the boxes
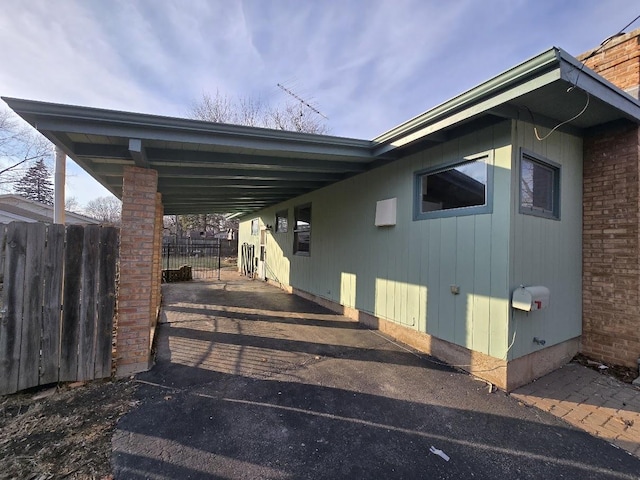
[512,286,550,312]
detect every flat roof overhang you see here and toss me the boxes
[0,99,397,215]
[5,48,640,216]
[372,48,640,156]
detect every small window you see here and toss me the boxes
[276,210,288,233]
[414,155,491,220]
[520,151,560,219]
[251,218,259,235]
[294,204,311,255]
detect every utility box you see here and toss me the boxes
[375,198,397,226]
[512,286,550,312]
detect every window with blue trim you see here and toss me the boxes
[520,151,560,220]
[294,204,311,255]
[414,155,491,220]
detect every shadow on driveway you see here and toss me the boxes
[112,275,640,479]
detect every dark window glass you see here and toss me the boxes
[520,154,559,218]
[294,204,311,255]
[420,159,487,213]
[276,210,288,233]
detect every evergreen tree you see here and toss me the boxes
[14,158,54,204]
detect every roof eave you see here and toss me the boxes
[372,47,640,156]
[372,48,563,146]
[1,96,381,160]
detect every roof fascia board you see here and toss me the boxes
[2,97,378,159]
[373,68,562,156]
[32,117,375,160]
[0,211,37,222]
[373,48,562,146]
[373,48,640,156]
[556,48,640,121]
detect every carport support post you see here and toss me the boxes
[150,192,164,340]
[54,146,65,224]
[116,166,161,376]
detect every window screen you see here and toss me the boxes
[520,153,559,219]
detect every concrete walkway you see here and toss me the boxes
[112,271,640,479]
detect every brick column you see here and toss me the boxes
[582,124,640,367]
[578,28,640,368]
[116,166,160,376]
[150,192,163,336]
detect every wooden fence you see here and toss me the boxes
[0,222,118,395]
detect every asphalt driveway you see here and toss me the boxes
[112,272,640,479]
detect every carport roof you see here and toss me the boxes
[4,47,640,216]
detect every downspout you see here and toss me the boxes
[54,146,65,224]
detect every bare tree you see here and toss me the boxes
[266,102,327,134]
[188,90,328,134]
[65,196,80,213]
[189,90,235,123]
[181,90,327,236]
[85,196,122,225]
[175,213,238,236]
[0,108,51,190]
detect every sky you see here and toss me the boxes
[0,0,639,207]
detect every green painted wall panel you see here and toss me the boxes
[455,215,476,348]
[238,120,584,362]
[436,217,457,342]
[472,215,492,353]
[488,143,513,358]
[426,218,441,337]
[508,120,583,360]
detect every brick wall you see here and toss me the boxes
[579,28,640,368]
[577,29,640,99]
[115,166,160,376]
[582,124,640,367]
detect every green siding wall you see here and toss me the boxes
[239,122,514,359]
[238,120,583,361]
[508,120,583,360]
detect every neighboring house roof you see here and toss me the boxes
[4,47,640,216]
[0,194,100,224]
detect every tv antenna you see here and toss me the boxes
[277,82,328,119]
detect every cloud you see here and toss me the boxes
[1,0,639,203]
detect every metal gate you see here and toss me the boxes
[162,238,221,281]
[240,243,256,277]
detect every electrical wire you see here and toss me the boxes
[530,14,640,142]
[367,316,518,374]
[572,13,640,89]
[533,89,590,141]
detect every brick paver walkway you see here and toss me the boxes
[512,362,640,458]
